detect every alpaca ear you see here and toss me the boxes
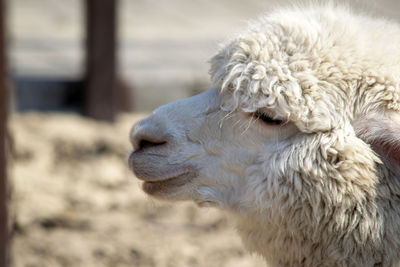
[353,111,400,172]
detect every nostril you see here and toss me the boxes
[138,139,167,150]
[130,118,170,151]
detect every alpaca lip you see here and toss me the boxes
[128,149,197,184]
[128,150,183,181]
[132,161,193,182]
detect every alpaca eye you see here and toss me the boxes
[254,111,284,125]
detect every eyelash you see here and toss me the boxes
[253,111,284,125]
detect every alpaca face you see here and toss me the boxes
[128,88,298,207]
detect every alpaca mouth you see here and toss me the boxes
[142,172,195,195]
[128,150,198,195]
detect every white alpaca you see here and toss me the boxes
[128,5,400,266]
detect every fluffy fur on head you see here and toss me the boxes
[211,5,400,131]
[130,4,400,267]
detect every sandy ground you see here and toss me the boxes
[9,112,265,267]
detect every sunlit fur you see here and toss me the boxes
[129,5,400,266]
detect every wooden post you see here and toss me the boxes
[0,0,9,265]
[85,0,118,121]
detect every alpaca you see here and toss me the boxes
[128,5,400,266]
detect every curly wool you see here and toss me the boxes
[210,5,400,133]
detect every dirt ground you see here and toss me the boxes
[9,112,265,267]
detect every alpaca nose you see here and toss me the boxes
[130,118,169,151]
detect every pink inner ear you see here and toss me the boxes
[370,140,400,171]
[354,111,400,172]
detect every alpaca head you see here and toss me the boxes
[128,6,400,265]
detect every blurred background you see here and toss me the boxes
[3,0,400,266]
